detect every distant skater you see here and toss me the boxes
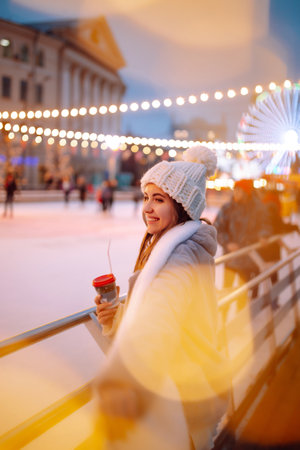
[62,175,72,205]
[77,176,87,205]
[99,180,116,213]
[3,173,18,218]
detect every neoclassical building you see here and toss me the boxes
[0,16,126,187]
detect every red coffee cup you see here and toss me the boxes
[92,274,118,307]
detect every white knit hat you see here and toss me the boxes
[140,145,217,220]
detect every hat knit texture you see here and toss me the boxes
[140,145,217,220]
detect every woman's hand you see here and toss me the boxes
[94,381,141,441]
[94,286,120,327]
[97,383,140,418]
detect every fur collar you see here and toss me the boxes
[113,220,201,346]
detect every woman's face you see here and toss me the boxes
[142,184,178,235]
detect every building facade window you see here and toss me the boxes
[35,83,43,104]
[2,76,11,98]
[20,80,28,101]
[1,38,12,58]
[36,50,44,67]
[20,44,29,62]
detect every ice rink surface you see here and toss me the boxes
[1,200,144,339]
[0,199,220,340]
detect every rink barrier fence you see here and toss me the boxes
[0,234,286,358]
[0,234,299,449]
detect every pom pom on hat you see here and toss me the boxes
[182,145,217,177]
[140,145,218,220]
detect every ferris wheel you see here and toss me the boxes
[237,84,300,174]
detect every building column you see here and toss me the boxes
[60,62,71,130]
[91,76,101,134]
[97,78,104,133]
[70,65,81,131]
[110,84,121,135]
[71,65,81,107]
[101,80,112,135]
[80,71,91,132]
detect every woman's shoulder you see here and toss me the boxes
[169,223,217,265]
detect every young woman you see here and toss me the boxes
[94,146,228,450]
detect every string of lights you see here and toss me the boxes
[0,80,296,121]
[1,121,299,154]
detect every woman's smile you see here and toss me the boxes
[143,184,177,235]
[146,216,159,223]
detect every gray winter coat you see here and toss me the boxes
[100,222,228,450]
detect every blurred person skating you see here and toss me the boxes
[93,146,229,450]
[214,179,272,303]
[3,173,18,218]
[77,175,87,205]
[256,188,300,309]
[257,188,299,257]
[280,187,298,222]
[99,180,116,213]
[62,175,72,205]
